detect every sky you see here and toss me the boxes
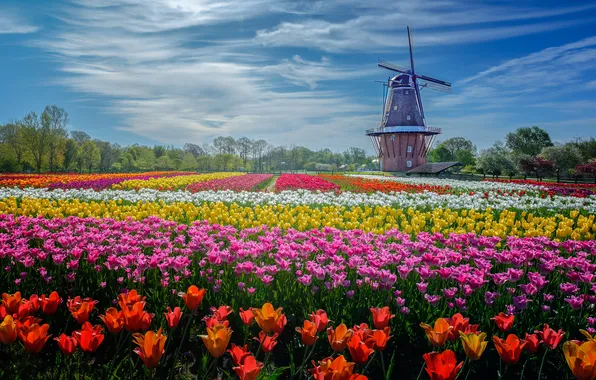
[1,0,595,154]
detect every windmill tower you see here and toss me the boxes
[366,27,451,172]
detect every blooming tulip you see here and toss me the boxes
[233,355,263,380]
[100,307,124,334]
[524,333,540,354]
[40,291,61,315]
[123,302,153,332]
[296,319,318,346]
[239,308,255,326]
[371,328,391,351]
[181,285,206,311]
[0,315,17,345]
[370,307,394,329]
[420,318,452,347]
[28,294,40,313]
[310,309,329,333]
[68,297,97,324]
[447,313,477,341]
[253,303,284,334]
[310,355,356,379]
[228,344,251,365]
[133,328,167,369]
[2,292,22,314]
[536,324,565,349]
[200,324,232,358]
[254,331,278,353]
[423,350,463,380]
[328,323,353,352]
[493,334,526,365]
[347,335,374,364]
[117,289,145,309]
[211,305,233,321]
[18,323,51,353]
[55,334,77,355]
[164,307,182,329]
[73,322,104,352]
[491,313,515,332]
[562,340,596,380]
[459,332,488,360]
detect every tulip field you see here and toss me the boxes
[1,172,595,379]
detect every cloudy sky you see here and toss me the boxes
[1,0,595,153]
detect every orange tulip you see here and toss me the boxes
[2,292,22,314]
[117,289,145,309]
[371,328,391,351]
[181,285,206,311]
[133,328,167,369]
[254,331,278,353]
[252,303,284,334]
[228,343,251,365]
[347,335,374,364]
[16,316,42,330]
[310,354,356,379]
[73,322,104,352]
[563,340,596,380]
[536,324,565,350]
[370,307,395,329]
[55,333,77,355]
[123,302,153,332]
[310,309,329,333]
[493,334,526,365]
[67,297,97,324]
[200,324,232,358]
[328,323,353,352]
[423,350,464,380]
[100,307,124,334]
[420,318,452,347]
[40,291,61,315]
[491,313,515,332]
[18,323,51,353]
[0,315,17,345]
[233,355,263,380]
[164,307,182,329]
[296,319,318,346]
[239,308,255,326]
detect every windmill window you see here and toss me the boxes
[420,135,423,140]
[406,160,412,168]
[394,106,398,111]
[391,135,395,141]
[407,115,411,120]
[407,146,412,153]
[405,90,409,94]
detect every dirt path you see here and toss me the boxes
[265,175,278,192]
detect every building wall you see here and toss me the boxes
[379,133,427,172]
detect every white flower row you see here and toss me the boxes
[1,187,595,213]
[348,175,547,192]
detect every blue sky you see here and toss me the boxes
[1,0,595,153]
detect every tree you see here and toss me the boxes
[429,137,476,165]
[42,105,69,172]
[63,139,77,171]
[213,136,236,155]
[20,112,50,173]
[153,145,166,158]
[519,157,554,181]
[476,142,516,178]
[0,123,26,169]
[236,137,252,166]
[576,160,596,184]
[540,144,583,181]
[180,152,197,171]
[71,131,91,144]
[96,141,121,172]
[505,126,553,157]
[183,143,206,158]
[156,155,175,170]
[80,140,101,173]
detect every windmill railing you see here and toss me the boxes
[365,126,442,135]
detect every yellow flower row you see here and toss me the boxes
[0,197,594,240]
[112,172,245,190]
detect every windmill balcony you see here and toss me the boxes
[365,125,442,136]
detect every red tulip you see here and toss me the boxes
[423,350,464,380]
[233,355,263,380]
[55,334,77,355]
[180,285,206,311]
[493,334,526,365]
[347,335,374,364]
[491,313,515,332]
[40,292,61,315]
[117,289,145,309]
[28,295,41,313]
[211,305,233,321]
[536,324,565,350]
[296,319,318,346]
[370,307,395,329]
[371,328,391,351]
[67,296,98,324]
[2,292,22,314]
[100,307,124,334]
[228,343,251,365]
[18,323,51,353]
[73,322,104,352]
[309,309,329,333]
[164,307,182,329]
[239,308,255,326]
[254,331,278,353]
[524,333,540,354]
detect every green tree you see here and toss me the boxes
[540,144,583,181]
[477,142,516,178]
[20,112,50,173]
[505,126,553,157]
[80,140,101,172]
[181,152,197,171]
[63,139,77,171]
[156,155,175,170]
[42,105,69,172]
[0,123,26,170]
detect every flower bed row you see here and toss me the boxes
[485,179,596,198]
[186,174,273,192]
[0,197,593,238]
[113,172,244,191]
[48,172,194,191]
[275,174,340,192]
[320,174,452,194]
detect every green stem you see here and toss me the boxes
[380,351,387,380]
[520,357,529,380]
[538,349,549,379]
[464,360,473,380]
[168,315,193,380]
[362,351,376,375]
[415,360,426,380]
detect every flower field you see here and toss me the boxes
[1,172,596,379]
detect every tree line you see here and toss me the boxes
[0,106,374,173]
[427,127,596,181]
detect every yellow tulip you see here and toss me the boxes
[459,331,488,360]
[200,324,232,358]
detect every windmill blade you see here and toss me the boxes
[378,58,409,74]
[418,74,451,88]
[407,26,416,75]
[413,79,425,120]
[419,79,452,93]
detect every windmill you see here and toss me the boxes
[366,26,451,172]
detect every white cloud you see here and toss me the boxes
[0,9,38,34]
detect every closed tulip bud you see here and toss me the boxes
[370,307,395,329]
[0,315,17,345]
[239,308,255,326]
[296,319,318,346]
[164,307,182,329]
[180,285,206,311]
[40,292,61,315]
[2,292,22,314]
